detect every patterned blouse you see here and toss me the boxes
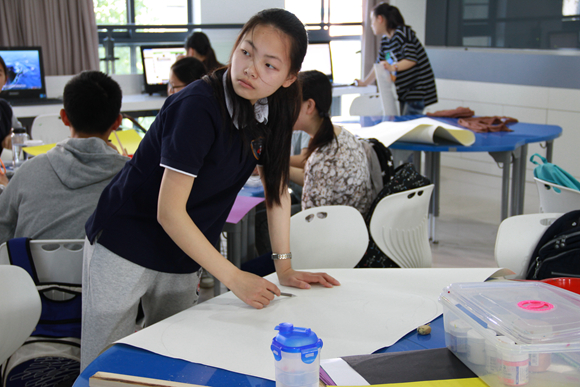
[302,127,372,215]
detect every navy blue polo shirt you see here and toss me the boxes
[85,79,259,273]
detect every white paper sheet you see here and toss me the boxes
[345,117,475,147]
[116,268,500,381]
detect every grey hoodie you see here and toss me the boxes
[0,137,129,245]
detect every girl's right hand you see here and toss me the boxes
[228,270,281,309]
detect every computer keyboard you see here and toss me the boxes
[9,98,63,106]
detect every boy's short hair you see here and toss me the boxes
[63,71,122,135]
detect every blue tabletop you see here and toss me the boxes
[355,115,562,153]
[74,315,445,387]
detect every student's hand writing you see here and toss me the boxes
[277,267,340,290]
[228,270,281,309]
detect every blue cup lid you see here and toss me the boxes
[271,322,323,364]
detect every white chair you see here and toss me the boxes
[494,213,563,279]
[0,239,84,300]
[0,265,42,365]
[369,185,434,268]
[534,177,580,213]
[349,93,384,116]
[30,113,69,145]
[290,206,369,270]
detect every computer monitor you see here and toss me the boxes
[301,42,334,83]
[140,45,187,95]
[0,46,48,100]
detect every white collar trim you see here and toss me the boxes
[223,70,269,129]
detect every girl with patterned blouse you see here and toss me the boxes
[289,70,372,215]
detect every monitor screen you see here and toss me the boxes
[301,42,333,82]
[140,45,187,95]
[0,46,47,100]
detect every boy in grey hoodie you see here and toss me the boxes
[0,71,129,245]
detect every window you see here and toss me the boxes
[95,0,363,82]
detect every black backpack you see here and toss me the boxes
[356,163,431,268]
[366,138,395,186]
[526,210,580,280]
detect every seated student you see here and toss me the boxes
[0,71,129,245]
[167,57,207,96]
[290,70,372,215]
[184,31,224,74]
[0,55,23,159]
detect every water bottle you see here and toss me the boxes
[271,323,323,387]
[11,127,29,170]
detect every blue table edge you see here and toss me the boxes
[73,315,445,387]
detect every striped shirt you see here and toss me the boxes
[377,26,438,106]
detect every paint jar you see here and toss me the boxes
[498,336,529,386]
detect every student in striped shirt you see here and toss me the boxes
[355,2,437,116]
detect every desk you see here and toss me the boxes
[74,316,446,387]
[359,116,562,240]
[73,268,498,386]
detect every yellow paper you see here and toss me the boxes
[22,129,143,157]
[108,129,143,156]
[339,377,487,386]
[23,144,56,156]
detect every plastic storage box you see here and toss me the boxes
[439,281,580,387]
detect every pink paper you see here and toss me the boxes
[226,196,264,224]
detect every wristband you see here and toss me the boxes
[271,253,292,260]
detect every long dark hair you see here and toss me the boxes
[205,8,307,207]
[185,31,223,73]
[373,2,406,30]
[300,70,336,160]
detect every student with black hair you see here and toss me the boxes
[81,8,339,371]
[290,70,372,215]
[167,57,207,95]
[184,31,224,74]
[355,2,437,115]
[0,55,23,163]
[0,70,129,245]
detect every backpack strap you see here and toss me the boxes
[529,153,547,166]
[6,237,40,284]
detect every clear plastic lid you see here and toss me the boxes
[440,281,580,344]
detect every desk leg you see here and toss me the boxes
[517,145,528,215]
[489,151,511,220]
[546,140,554,163]
[423,152,439,243]
[510,147,522,217]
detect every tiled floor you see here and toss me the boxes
[199,165,543,303]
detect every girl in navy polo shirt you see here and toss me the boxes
[81,8,340,370]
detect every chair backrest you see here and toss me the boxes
[494,213,563,279]
[0,265,41,365]
[31,113,69,145]
[534,177,580,213]
[369,184,434,268]
[290,206,369,270]
[0,239,84,285]
[374,63,399,116]
[349,93,384,116]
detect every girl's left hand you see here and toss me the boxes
[381,60,394,72]
[277,268,341,289]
